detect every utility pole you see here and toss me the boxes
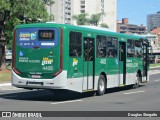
[101,0,104,24]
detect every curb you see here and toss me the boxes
[0,83,11,87]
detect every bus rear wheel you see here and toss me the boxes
[97,75,106,96]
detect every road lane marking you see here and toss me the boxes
[123,91,145,95]
[51,99,82,105]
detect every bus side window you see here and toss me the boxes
[106,37,118,58]
[119,45,124,61]
[127,39,135,57]
[69,31,82,57]
[96,35,106,57]
[135,41,142,57]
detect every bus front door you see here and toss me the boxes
[119,42,126,86]
[83,38,94,91]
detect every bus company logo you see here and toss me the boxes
[126,63,138,68]
[42,57,53,66]
[73,58,78,66]
[100,59,106,64]
[19,32,31,41]
[31,32,36,40]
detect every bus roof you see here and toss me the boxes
[15,23,146,40]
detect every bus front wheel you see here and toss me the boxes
[97,75,106,96]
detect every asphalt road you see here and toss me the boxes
[0,69,160,119]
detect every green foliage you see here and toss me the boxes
[72,12,109,28]
[4,17,20,49]
[0,0,10,11]
[43,0,54,21]
[0,0,51,49]
[100,23,109,28]
[72,13,89,25]
[43,0,54,5]
[12,0,49,21]
[89,13,102,26]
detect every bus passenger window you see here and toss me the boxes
[69,31,82,57]
[106,37,118,58]
[127,39,135,57]
[119,45,124,61]
[135,41,142,57]
[96,35,106,57]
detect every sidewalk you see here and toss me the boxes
[0,83,11,87]
[0,67,11,87]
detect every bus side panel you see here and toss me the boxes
[106,58,119,88]
[125,41,143,85]
[94,57,119,89]
[94,58,107,89]
[126,58,139,85]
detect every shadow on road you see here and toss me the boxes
[106,85,145,94]
[0,85,145,102]
[0,89,94,102]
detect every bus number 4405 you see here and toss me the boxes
[42,66,53,71]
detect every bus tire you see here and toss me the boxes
[133,73,140,88]
[96,75,106,96]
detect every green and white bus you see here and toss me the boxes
[12,23,149,95]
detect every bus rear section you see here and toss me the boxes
[12,26,65,89]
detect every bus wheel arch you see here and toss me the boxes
[96,72,107,96]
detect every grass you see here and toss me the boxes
[0,69,11,83]
[6,65,12,70]
[150,63,160,68]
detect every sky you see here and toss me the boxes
[117,0,160,26]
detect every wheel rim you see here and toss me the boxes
[99,79,105,92]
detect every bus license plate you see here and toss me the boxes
[31,75,41,79]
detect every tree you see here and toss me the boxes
[100,23,109,28]
[0,0,52,49]
[72,13,88,25]
[43,0,55,21]
[88,13,102,26]
[43,0,54,5]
